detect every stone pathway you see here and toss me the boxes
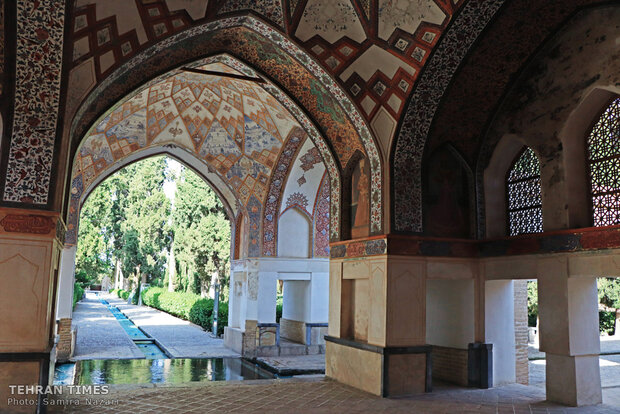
[47,378,620,413]
[107,294,238,359]
[72,292,238,360]
[72,293,144,360]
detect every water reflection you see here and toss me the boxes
[61,358,273,385]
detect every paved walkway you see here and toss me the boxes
[72,292,238,360]
[109,295,238,358]
[47,378,620,413]
[72,293,144,360]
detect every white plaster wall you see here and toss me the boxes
[278,208,311,257]
[56,246,77,319]
[282,280,310,321]
[485,280,516,385]
[226,258,329,334]
[309,272,329,323]
[257,271,278,323]
[426,279,475,349]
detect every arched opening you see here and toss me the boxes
[54,54,335,385]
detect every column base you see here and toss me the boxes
[0,353,51,413]
[546,353,602,406]
[325,336,431,397]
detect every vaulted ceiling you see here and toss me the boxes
[68,0,459,153]
[0,0,614,237]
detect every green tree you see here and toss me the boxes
[172,165,231,296]
[76,156,230,298]
[120,157,171,286]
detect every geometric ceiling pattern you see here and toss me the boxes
[73,61,299,207]
[66,59,323,250]
[67,16,384,236]
[69,0,461,154]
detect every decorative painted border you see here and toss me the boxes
[3,1,66,204]
[392,0,505,232]
[69,16,381,237]
[330,226,620,259]
[262,127,307,256]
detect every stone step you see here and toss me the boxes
[256,343,325,357]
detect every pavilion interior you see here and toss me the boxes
[1,0,620,412]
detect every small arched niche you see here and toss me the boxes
[277,207,311,258]
[423,145,474,238]
[341,151,370,240]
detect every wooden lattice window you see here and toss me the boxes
[588,98,620,227]
[506,147,543,236]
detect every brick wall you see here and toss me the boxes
[56,318,73,362]
[514,280,529,385]
[431,346,468,386]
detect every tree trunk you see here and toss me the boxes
[167,243,176,292]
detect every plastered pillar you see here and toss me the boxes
[56,245,76,319]
[538,256,601,406]
[326,254,429,397]
[0,208,65,413]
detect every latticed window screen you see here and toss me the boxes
[588,98,620,227]
[506,147,543,236]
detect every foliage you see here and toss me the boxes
[598,277,620,310]
[142,287,228,336]
[113,289,130,300]
[172,165,231,297]
[75,156,230,306]
[73,283,84,309]
[276,295,283,323]
[599,311,616,336]
[527,281,538,327]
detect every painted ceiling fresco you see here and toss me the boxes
[68,0,461,156]
[75,61,299,200]
[67,58,329,252]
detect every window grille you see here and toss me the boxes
[507,147,543,235]
[588,98,620,227]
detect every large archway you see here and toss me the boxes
[56,53,336,371]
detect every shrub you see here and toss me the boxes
[276,296,283,323]
[113,289,130,300]
[142,287,229,336]
[600,311,616,336]
[73,283,84,309]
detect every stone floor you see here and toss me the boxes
[255,354,326,375]
[73,292,238,360]
[46,377,620,413]
[72,294,144,360]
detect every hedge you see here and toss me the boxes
[112,288,131,300]
[73,283,84,309]
[142,287,228,336]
